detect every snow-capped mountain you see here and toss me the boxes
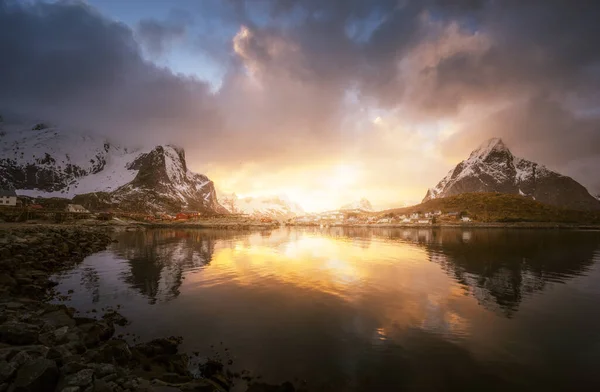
[424,138,600,210]
[0,121,226,214]
[340,198,373,211]
[220,193,304,218]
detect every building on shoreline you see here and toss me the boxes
[66,204,89,213]
[0,189,17,206]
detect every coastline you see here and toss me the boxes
[284,222,600,230]
[3,218,600,231]
[0,224,295,392]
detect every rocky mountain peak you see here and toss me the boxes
[0,121,227,214]
[467,138,512,162]
[424,138,600,210]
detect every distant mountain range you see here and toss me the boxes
[340,198,373,212]
[3,118,598,215]
[0,121,226,214]
[424,138,600,210]
[219,193,304,218]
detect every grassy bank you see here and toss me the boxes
[380,193,600,224]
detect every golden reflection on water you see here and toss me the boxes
[54,228,600,390]
[186,229,473,337]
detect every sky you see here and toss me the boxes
[1,0,600,212]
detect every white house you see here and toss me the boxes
[461,216,472,222]
[401,218,411,223]
[66,204,89,213]
[377,218,391,223]
[417,219,431,224]
[0,189,17,206]
[434,210,442,216]
[410,213,420,220]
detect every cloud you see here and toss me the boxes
[1,0,600,205]
[135,16,187,58]
[0,0,219,147]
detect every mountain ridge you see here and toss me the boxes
[424,138,600,210]
[0,121,226,214]
[219,193,304,218]
[340,198,373,212]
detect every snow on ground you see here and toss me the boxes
[16,147,139,198]
[1,122,142,197]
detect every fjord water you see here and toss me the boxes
[53,228,600,391]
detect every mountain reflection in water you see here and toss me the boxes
[53,228,600,391]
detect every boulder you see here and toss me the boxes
[8,353,31,368]
[8,358,58,392]
[63,369,94,388]
[85,363,115,379]
[0,274,17,287]
[60,387,80,392]
[41,310,76,329]
[101,311,128,327]
[87,379,117,392]
[79,323,114,348]
[90,340,131,366]
[246,382,295,392]
[60,361,88,376]
[134,337,181,357]
[0,361,16,384]
[0,323,39,345]
[8,347,48,363]
[156,373,192,384]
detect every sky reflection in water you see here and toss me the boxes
[53,228,600,391]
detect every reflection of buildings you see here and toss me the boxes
[111,229,236,303]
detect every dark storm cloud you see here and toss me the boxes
[0,0,219,145]
[136,19,186,58]
[136,9,192,58]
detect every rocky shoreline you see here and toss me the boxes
[0,225,296,392]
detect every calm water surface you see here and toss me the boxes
[53,228,600,391]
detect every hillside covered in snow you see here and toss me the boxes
[220,193,304,218]
[0,120,226,214]
[424,138,600,210]
[340,198,373,212]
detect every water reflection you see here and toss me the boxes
[112,229,246,303]
[105,228,600,315]
[53,227,600,391]
[285,227,600,317]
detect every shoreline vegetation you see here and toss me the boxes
[3,192,599,230]
[0,224,301,392]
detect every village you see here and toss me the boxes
[0,188,474,226]
[288,208,472,226]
